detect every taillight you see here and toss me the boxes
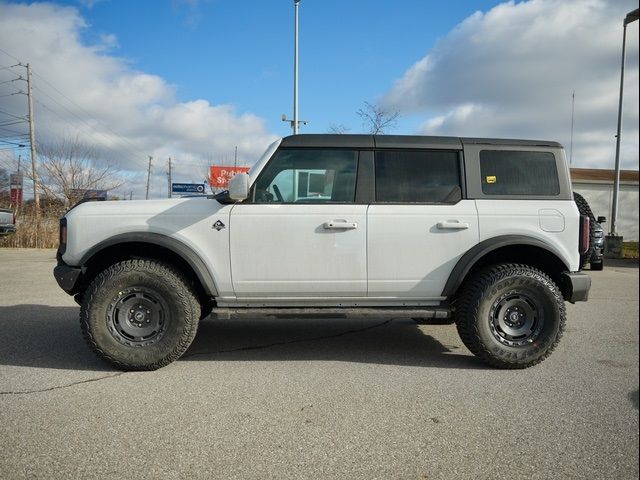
[579,215,590,254]
[59,217,67,254]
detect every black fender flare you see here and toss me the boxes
[79,232,218,296]
[441,235,570,297]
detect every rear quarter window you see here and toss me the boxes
[480,150,560,195]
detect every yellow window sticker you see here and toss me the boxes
[486,175,497,184]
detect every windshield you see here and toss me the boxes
[248,138,282,182]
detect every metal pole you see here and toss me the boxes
[610,23,627,236]
[611,9,639,236]
[569,90,575,165]
[293,0,300,135]
[145,156,152,200]
[26,63,40,246]
[167,157,172,198]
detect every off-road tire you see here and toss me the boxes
[573,192,596,267]
[590,259,604,271]
[80,259,201,371]
[455,263,565,369]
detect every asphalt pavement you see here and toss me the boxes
[0,249,638,480]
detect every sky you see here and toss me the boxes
[0,0,638,199]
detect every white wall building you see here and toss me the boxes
[571,168,639,241]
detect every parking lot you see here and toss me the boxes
[0,248,638,479]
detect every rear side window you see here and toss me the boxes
[480,150,560,195]
[375,150,461,203]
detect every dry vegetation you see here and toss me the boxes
[0,202,64,249]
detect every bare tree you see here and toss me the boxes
[34,138,124,206]
[356,101,400,134]
[328,124,350,134]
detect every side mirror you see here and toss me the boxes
[228,173,250,201]
[597,216,606,224]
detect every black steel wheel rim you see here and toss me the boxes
[489,289,545,347]
[106,287,169,347]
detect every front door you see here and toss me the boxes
[230,148,367,300]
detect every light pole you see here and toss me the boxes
[282,1,307,134]
[293,0,300,135]
[608,8,639,248]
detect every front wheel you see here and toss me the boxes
[454,264,565,369]
[80,259,201,370]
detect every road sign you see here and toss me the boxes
[209,166,250,188]
[172,183,206,194]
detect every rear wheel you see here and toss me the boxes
[455,264,565,369]
[80,259,200,370]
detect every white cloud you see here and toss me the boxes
[0,2,277,198]
[383,0,639,169]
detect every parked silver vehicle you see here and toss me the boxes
[0,208,16,236]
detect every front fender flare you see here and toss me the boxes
[79,232,218,296]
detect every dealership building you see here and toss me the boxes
[571,168,639,241]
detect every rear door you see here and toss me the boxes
[367,149,479,299]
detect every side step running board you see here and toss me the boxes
[211,307,451,320]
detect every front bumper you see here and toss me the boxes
[561,271,591,303]
[0,225,16,235]
[53,254,83,295]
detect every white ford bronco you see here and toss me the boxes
[54,134,591,370]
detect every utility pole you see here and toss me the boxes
[234,146,238,169]
[167,157,172,198]
[26,63,40,246]
[145,156,153,200]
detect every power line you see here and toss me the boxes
[0,63,21,71]
[0,126,28,135]
[0,108,28,121]
[32,97,149,171]
[0,120,29,128]
[0,138,28,146]
[0,48,21,62]
[0,48,151,171]
[0,77,24,85]
[0,92,25,98]
[31,72,151,160]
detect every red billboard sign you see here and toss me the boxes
[209,166,250,188]
[10,187,23,205]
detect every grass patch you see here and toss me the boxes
[623,241,639,259]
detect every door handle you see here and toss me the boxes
[436,221,469,230]
[324,221,358,230]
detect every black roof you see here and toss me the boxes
[280,134,562,149]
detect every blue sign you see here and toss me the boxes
[172,183,206,194]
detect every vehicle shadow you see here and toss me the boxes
[0,305,485,371]
[0,304,111,372]
[184,316,485,370]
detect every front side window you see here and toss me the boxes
[375,150,462,203]
[252,149,358,203]
[480,150,560,195]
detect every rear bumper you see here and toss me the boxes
[53,254,83,295]
[561,271,591,303]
